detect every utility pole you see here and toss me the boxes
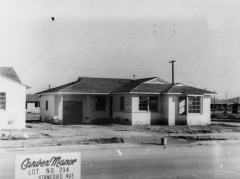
[169,60,176,84]
[214,90,215,115]
[226,92,228,112]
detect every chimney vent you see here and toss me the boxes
[133,75,135,81]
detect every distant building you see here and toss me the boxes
[0,67,28,129]
[26,94,40,113]
[37,76,215,126]
[211,97,240,113]
[211,98,233,111]
[228,97,240,113]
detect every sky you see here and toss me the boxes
[0,0,240,99]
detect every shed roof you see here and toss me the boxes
[26,94,40,102]
[0,67,22,83]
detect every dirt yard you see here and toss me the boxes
[0,113,239,149]
[1,116,240,149]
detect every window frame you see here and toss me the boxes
[188,96,201,114]
[139,96,148,111]
[0,92,6,111]
[46,100,48,111]
[95,96,106,111]
[139,96,159,112]
[149,96,158,112]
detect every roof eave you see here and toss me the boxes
[0,75,29,88]
[37,92,110,95]
[204,93,217,95]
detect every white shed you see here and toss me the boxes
[0,67,28,129]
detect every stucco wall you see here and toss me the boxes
[113,94,132,112]
[40,95,55,121]
[113,94,163,125]
[186,96,211,125]
[163,94,211,126]
[132,112,150,125]
[112,94,133,124]
[132,112,163,125]
[151,112,163,125]
[0,77,26,129]
[40,94,109,124]
[168,95,178,125]
[113,112,132,125]
[201,95,211,125]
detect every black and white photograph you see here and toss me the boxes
[1,0,240,178]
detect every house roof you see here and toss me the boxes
[131,83,170,93]
[113,77,158,93]
[37,77,215,96]
[0,67,22,83]
[36,82,77,94]
[162,83,216,95]
[37,77,132,94]
[60,77,131,93]
[26,94,40,102]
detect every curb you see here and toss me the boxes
[195,139,240,145]
[0,143,138,153]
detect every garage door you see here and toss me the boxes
[63,101,83,124]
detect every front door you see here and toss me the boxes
[63,101,83,124]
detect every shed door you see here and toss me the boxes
[63,101,83,124]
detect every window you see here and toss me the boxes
[139,97,148,111]
[179,97,186,115]
[95,96,106,111]
[0,93,6,110]
[120,97,124,111]
[46,101,48,111]
[188,96,201,113]
[35,102,40,107]
[149,96,158,111]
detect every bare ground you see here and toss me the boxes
[1,113,240,149]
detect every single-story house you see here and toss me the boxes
[0,67,28,129]
[37,76,216,125]
[26,94,40,113]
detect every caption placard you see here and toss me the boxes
[15,152,81,179]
